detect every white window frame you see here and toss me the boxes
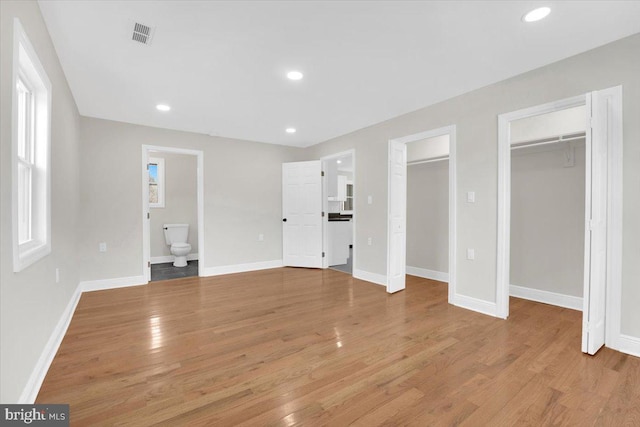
[148,157,165,208]
[12,19,52,272]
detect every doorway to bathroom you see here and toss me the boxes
[141,145,204,282]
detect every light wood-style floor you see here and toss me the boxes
[37,268,640,426]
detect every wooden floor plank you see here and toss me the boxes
[36,268,640,425]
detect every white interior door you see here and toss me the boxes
[282,161,323,268]
[582,89,611,355]
[387,140,407,293]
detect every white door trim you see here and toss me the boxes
[387,125,457,303]
[321,149,356,272]
[141,145,205,282]
[496,87,623,354]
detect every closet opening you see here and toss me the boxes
[406,134,450,286]
[509,106,587,311]
[497,87,623,355]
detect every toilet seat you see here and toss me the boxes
[171,243,191,250]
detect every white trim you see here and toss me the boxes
[201,260,283,276]
[616,335,640,359]
[406,266,449,283]
[80,275,146,292]
[451,294,497,318]
[387,125,457,303]
[602,86,624,353]
[353,268,386,287]
[142,145,204,283]
[320,149,356,272]
[18,284,82,404]
[497,95,585,319]
[509,284,582,311]
[150,253,198,264]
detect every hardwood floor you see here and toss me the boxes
[37,269,640,426]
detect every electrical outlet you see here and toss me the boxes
[258,233,264,241]
[367,195,373,205]
[99,242,107,252]
[367,237,372,246]
[467,248,475,260]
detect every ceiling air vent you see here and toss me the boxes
[131,22,154,45]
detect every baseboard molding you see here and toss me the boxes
[452,293,498,318]
[18,283,83,404]
[615,334,640,358]
[150,253,198,265]
[510,284,582,311]
[353,269,386,287]
[406,266,449,283]
[80,275,147,292]
[200,260,283,277]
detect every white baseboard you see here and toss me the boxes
[353,268,386,287]
[510,284,582,311]
[616,334,640,358]
[406,266,449,283]
[80,275,147,292]
[452,293,498,318]
[200,259,283,276]
[150,253,198,265]
[18,283,83,404]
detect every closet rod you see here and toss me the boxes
[511,132,586,151]
[407,155,449,166]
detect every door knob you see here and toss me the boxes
[282,218,287,222]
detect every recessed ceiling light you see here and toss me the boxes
[287,71,303,80]
[156,104,171,111]
[523,7,551,22]
[286,128,296,134]
[337,160,342,164]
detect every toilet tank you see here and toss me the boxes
[163,224,189,245]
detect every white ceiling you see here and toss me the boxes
[38,1,640,148]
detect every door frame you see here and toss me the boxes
[321,149,356,271]
[386,125,457,303]
[141,145,205,282]
[496,88,623,352]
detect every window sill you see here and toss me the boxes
[14,240,51,272]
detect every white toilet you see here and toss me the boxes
[163,224,191,267]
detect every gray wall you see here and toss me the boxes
[78,117,303,281]
[511,142,586,297]
[149,152,198,259]
[0,1,81,402]
[406,161,449,273]
[305,33,640,337]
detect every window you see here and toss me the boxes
[12,19,52,272]
[148,157,165,208]
[342,181,354,212]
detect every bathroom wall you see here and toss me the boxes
[149,152,198,260]
[0,0,82,403]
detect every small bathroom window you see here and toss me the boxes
[148,157,165,208]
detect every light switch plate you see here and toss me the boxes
[467,191,476,203]
[467,248,475,260]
